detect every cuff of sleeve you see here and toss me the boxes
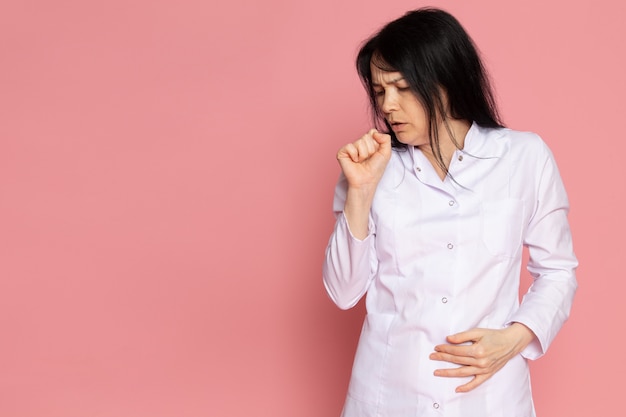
[519,335,543,360]
[506,320,545,360]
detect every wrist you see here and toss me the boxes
[506,322,536,353]
[346,183,377,200]
[343,187,376,240]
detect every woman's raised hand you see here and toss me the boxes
[336,129,392,239]
[337,129,392,190]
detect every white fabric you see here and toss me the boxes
[323,123,577,417]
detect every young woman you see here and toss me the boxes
[323,8,577,417]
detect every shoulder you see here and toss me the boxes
[473,124,553,162]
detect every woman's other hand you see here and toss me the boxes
[429,323,536,393]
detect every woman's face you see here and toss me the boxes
[370,64,430,147]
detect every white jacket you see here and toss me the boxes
[323,123,578,417]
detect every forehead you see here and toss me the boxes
[370,64,404,86]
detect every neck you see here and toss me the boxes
[418,118,471,179]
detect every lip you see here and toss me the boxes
[390,122,407,132]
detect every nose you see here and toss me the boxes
[380,90,399,114]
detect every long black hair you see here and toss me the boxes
[357,8,503,172]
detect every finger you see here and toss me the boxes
[437,343,493,364]
[446,328,485,344]
[372,132,392,155]
[372,131,391,145]
[362,134,379,156]
[455,374,491,393]
[338,143,359,163]
[433,343,476,358]
[430,351,477,366]
[433,365,480,378]
[355,139,373,162]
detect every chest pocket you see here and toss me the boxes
[481,199,524,258]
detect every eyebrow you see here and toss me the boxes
[372,76,405,87]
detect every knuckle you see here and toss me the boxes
[477,363,490,372]
[476,358,489,368]
[473,345,486,357]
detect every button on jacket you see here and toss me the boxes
[323,123,578,417]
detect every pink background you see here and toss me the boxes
[1,0,623,415]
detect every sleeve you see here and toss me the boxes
[508,141,578,360]
[322,173,378,310]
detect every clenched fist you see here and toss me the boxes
[336,129,392,239]
[337,129,392,190]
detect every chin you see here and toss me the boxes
[398,137,427,147]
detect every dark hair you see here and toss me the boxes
[356,7,503,171]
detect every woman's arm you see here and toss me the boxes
[322,130,391,309]
[508,142,578,359]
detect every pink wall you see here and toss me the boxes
[1,0,623,415]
